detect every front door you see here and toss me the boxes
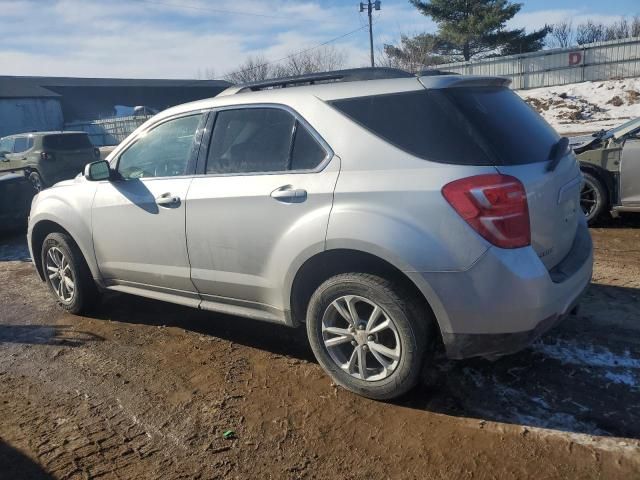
[620,138,640,206]
[186,106,338,317]
[92,112,206,301]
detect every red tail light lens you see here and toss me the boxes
[442,174,530,249]
[40,151,54,161]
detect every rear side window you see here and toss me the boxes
[12,137,29,153]
[206,108,327,174]
[331,88,559,166]
[291,126,327,170]
[43,133,93,150]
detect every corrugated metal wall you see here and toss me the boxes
[433,37,640,90]
[0,98,63,138]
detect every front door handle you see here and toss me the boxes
[156,192,181,207]
[270,186,307,203]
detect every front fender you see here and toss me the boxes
[28,181,99,281]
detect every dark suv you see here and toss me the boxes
[0,131,99,190]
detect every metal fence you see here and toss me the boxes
[432,37,640,90]
[64,115,153,146]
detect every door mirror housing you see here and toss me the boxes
[84,160,112,181]
[0,151,8,161]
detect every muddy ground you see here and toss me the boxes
[0,218,639,479]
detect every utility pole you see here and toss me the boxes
[360,1,381,67]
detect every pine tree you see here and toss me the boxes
[408,0,548,61]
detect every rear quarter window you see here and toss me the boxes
[330,88,559,166]
[43,134,93,150]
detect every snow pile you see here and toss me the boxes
[518,78,640,135]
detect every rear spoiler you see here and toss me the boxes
[418,75,511,90]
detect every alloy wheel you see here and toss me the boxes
[321,295,401,382]
[580,178,599,220]
[45,246,75,303]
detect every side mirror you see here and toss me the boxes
[0,151,8,161]
[84,160,111,181]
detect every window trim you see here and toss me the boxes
[197,103,334,178]
[111,110,210,180]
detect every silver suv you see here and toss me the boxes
[27,68,593,400]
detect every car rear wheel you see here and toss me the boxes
[306,273,430,400]
[580,172,607,225]
[28,171,45,192]
[41,232,98,314]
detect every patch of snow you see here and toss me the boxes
[517,78,640,135]
[532,339,640,369]
[604,371,639,387]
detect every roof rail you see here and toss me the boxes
[219,67,414,96]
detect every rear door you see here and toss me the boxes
[443,86,582,269]
[4,136,29,170]
[185,106,338,314]
[42,134,96,182]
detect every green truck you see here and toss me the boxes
[0,131,99,191]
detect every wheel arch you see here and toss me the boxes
[579,162,615,204]
[30,219,98,283]
[289,248,442,339]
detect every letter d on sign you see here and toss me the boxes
[568,52,582,66]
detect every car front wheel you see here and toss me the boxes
[41,232,98,314]
[306,273,430,400]
[580,172,607,225]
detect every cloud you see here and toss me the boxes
[0,0,633,79]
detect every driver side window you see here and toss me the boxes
[118,113,203,180]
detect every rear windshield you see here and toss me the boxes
[43,134,93,150]
[330,87,559,166]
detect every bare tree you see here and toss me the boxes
[547,21,573,48]
[604,18,630,41]
[632,15,640,37]
[576,20,606,45]
[224,46,347,84]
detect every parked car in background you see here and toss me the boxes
[0,131,100,191]
[571,118,640,224]
[27,68,592,400]
[0,173,35,231]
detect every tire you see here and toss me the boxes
[28,171,45,192]
[580,172,608,225]
[306,273,430,400]
[41,232,98,314]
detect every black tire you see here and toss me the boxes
[306,273,431,400]
[41,232,98,314]
[28,171,45,192]
[581,172,608,225]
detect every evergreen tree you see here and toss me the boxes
[389,0,548,64]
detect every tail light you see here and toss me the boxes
[442,174,530,249]
[40,151,54,161]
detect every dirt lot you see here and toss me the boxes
[1,219,639,479]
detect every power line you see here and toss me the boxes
[135,0,289,20]
[226,24,370,78]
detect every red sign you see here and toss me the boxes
[568,52,583,66]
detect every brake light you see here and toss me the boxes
[442,174,530,249]
[40,151,54,161]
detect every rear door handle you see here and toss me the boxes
[156,192,181,207]
[270,186,307,203]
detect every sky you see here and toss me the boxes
[0,0,638,79]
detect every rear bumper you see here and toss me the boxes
[409,221,593,359]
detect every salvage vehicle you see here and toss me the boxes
[27,68,593,400]
[571,117,640,224]
[0,131,100,191]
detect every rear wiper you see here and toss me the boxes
[546,137,570,172]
